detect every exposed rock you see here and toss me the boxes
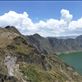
[26,33,82,54]
[4,56,17,76]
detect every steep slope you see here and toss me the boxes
[0,26,82,82]
[26,34,82,54]
[27,34,53,54]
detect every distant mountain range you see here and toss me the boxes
[26,33,82,54]
[54,35,77,39]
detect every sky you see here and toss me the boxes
[0,1,82,37]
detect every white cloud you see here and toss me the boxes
[61,9,73,22]
[0,11,37,33]
[69,18,82,30]
[0,9,82,37]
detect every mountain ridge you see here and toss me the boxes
[0,26,82,82]
[26,33,82,54]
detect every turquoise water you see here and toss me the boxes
[59,52,82,75]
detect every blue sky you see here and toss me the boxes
[0,1,82,21]
[0,1,82,36]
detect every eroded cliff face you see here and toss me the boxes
[0,26,82,82]
[26,34,82,54]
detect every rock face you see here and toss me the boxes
[0,26,82,82]
[26,34,82,54]
[4,56,17,76]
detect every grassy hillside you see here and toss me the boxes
[0,26,82,82]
